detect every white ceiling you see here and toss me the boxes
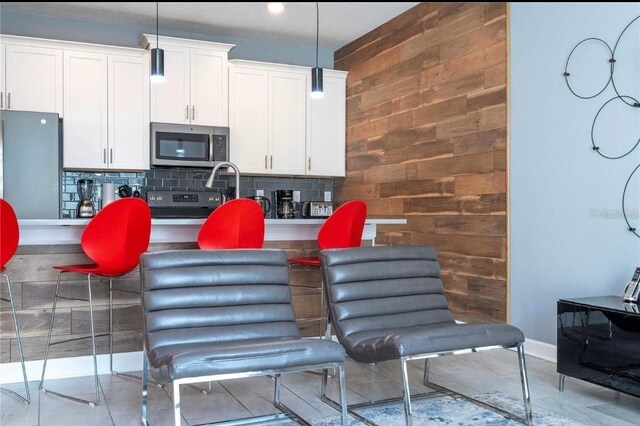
[0,2,419,50]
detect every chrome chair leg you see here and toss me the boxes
[400,358,413,426]
[558,374,566,392]
[141,352,149,426]
[337,365,348,426]
[517,344,533,425]
[423,359,430,386]
[40,272,101,406]
[173,379,181,426]
[0,273,31,405]
[39,271,63,392]
[109,278,113,374]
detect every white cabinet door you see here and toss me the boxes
[108,55,150,170]
[5,44,63,115]
[63,51,108,169]
[269,71,307,176]
[229,66,270,174]
[190,48,227,126]
[150,46,190,124]
[308,74,346,177]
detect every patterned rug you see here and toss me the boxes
[275,392,582,425]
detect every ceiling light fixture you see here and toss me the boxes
[267,3,285,15]
[150,1,164,83]
[311,2,323,99]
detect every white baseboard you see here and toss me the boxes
[1,338,559,385]
[0,351,142,385]
[522,338,557,363]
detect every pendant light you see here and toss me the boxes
[311,2,323,99]
[150,2,165,83]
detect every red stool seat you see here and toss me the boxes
[289,200,367,268]
[198,198,265,249]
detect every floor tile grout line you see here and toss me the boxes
[217,380,255,417]
[99,378,116,426]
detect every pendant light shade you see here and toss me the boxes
[311,2,323,98]
[151,2,165,83]
[150,47,164,83]
[311,67,323,98]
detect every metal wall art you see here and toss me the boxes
[564,16,640,238]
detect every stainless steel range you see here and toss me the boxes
[147,190,222,218]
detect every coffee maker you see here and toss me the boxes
[76,179,96,218]
[272,190,296,219]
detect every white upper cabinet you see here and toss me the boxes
[61,46,149,171]
[270,71,307,175]
[63,51,108,170]
[3,44,63,115]
[307,70,347,177]
[190,48,228,126]
[150,46,190,125]
[229,65,270,174]
[229,60,308,176]
[108,54,150,170]
[141,35,233,127]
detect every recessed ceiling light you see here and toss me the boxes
[267,3,285,15]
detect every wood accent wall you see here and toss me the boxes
[334,2,508,323]
[0,242,326,363]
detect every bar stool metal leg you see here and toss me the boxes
[0,273,31,405]
[40,272,101,406]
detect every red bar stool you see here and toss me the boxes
[39,198,151,406]
[198,198,265,249]
[0,199,30,405]
[288,200,367,337]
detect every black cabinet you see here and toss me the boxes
[557,296,640,397]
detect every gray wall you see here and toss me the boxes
[0,11,334,68]
[509,3,640,344]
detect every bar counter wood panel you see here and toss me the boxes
[334,2,508,323]
[0,241,330,363]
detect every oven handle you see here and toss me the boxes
[209,133,215,162]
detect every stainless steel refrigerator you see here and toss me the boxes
[0,110,61,219]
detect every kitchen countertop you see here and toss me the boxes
[17,217,407,245]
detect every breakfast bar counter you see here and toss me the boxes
[17,218,406,245]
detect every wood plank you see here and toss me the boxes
[455,171,507,195]
[467,85,507,112]
[379,178,454,199]
[436,105,506,139]
[434,215,506,236]
[452,128,506,156]
[438,253,506,280]
[403,193,506,215]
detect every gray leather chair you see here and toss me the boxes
[319,246,532,426]
[139,249,348,426]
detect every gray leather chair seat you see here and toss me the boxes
[148,337,346,381]
[344,323,524,364]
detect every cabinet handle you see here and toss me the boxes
[110,148,113,164]
[103,148,107,164]
[7,93,10,109]
[192,105,195,121]
[308,157,311,171]
[1,91,3,109]
[186,105,190,120]
[264,155,268,169]
[270,155,273,169]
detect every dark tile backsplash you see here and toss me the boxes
[61,168,333,218]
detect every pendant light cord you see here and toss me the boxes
[156,2,159,47]
[315,2,319,67]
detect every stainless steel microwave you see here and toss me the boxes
[151,123,229,168]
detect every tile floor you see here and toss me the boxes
[1,350,638,425]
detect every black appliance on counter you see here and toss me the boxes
[272,190,298,219]
[147,190,222,218]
